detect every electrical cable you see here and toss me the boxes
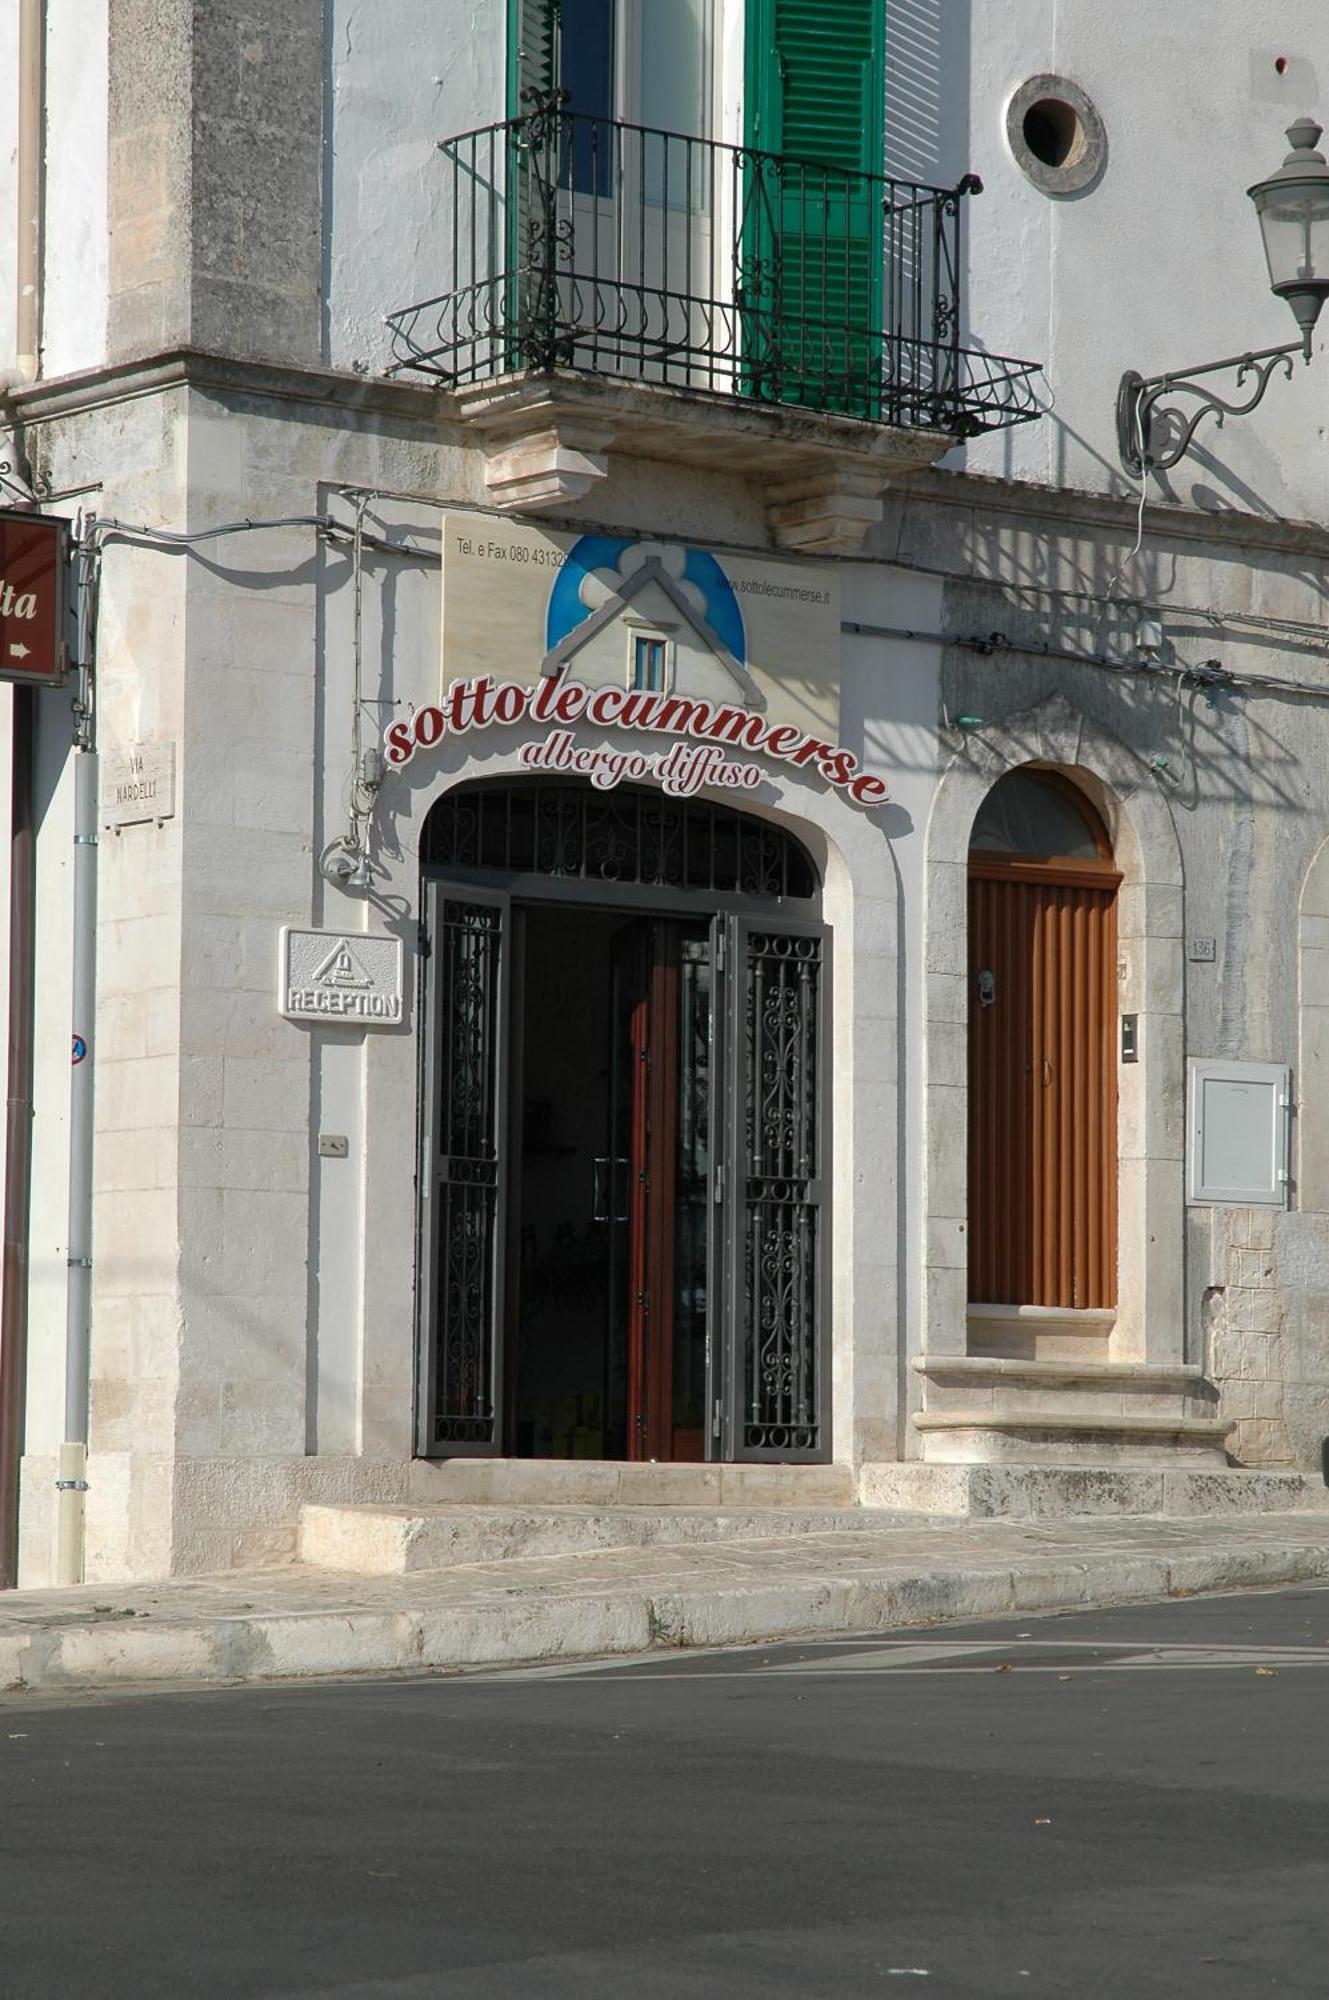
[1103,397,1151,599]
[58,501,1329,709]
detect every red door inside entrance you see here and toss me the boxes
[510,907,711,1462]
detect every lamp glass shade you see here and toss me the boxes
[1248,118,1329,339]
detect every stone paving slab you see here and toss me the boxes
[1,1511,1327,1697]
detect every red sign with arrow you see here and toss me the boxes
[0,510,69,687]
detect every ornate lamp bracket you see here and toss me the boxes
[1116,337,1308,474]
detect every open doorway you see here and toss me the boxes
[417,779,828,1466]
[510,905,712,1461]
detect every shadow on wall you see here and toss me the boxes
[884,0,970,192]
[890,0,1307,523]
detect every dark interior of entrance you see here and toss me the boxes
[511,905,711,1461]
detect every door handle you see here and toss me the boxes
[1041,1057,1053,1088]
[593,1156,629,1223]
[977,968,996,1009]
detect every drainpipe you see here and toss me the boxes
[0,690,37,1589]
[15,0,47,384]
[57,594,96,1587]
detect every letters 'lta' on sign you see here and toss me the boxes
[0,510,69,687]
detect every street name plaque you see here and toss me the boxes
[101,740,177,828]
[0,510,69,687]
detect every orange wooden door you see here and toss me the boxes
[968,866,1118,1308]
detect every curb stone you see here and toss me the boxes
[1,1518,1327,1697]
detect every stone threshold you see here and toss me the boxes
[915,1411,1231,1439]
[408,1458,857,1508]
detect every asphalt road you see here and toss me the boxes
[2,1584,1328,1999]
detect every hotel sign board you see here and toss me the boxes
[0,510,69,687]
[385,673,890,808]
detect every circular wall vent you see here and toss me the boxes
[1007,74,1106,195]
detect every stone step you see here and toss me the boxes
[406,1458,857,1509]
[912,1355,1217,1424]
[913,1409,1234,1467]
[861,1461,1329,1519]
[298,1501,927,1576]
[967,1304,1115,1361]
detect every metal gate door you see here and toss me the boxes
[416,884,510,1455]
[416,820,826,1464]
[719,915,829,1461]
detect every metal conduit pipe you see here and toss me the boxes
[16,0,46,383]
[57,736,96,1586]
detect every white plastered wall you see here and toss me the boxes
[913,0,1329,521]
[0,1,18,380]
[16,687,78,1584]
[42,0,109,379]
[839,564,945,1461]
[323,0,506,376]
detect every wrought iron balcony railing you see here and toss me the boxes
[386,96,1042,436]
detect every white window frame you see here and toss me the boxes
[626,624,674,694]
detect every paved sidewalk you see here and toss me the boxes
[2,1509,1328,1697]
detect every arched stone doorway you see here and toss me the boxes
[416,778,830,1465]
[910,696,1205,1475]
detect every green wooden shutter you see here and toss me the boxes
[742,0,885,414]
[507,0,559,117]
[503,0,562,371]
[747,0,883,174]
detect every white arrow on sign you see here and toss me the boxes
[7,643,29,660]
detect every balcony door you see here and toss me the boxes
[514,0,718,386]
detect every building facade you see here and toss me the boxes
[2,0,1328,1587]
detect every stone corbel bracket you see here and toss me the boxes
[452,371,956,555]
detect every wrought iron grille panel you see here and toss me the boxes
[740,930,822,1455]
[387,98,1042,435]
[433,898,503,1445]
[422,781,817,902]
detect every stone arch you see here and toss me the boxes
[376,744,902,1474]
[918,693,1185,1414]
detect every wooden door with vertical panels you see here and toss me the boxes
[967,774,1121,1311]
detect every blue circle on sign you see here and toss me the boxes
[72,1036,87,1065]
[546,536,746,666]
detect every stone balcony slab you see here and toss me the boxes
[450,370,957,552]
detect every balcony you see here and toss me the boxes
[388,98,1042,549]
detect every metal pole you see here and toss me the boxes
[0,688,37,1590]
[56,685,96,1585]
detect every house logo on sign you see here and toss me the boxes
[313,938,374,991]
[280,927,405,1027]
[543,536,757,706]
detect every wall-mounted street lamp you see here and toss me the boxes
[1117,118,1329,473]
